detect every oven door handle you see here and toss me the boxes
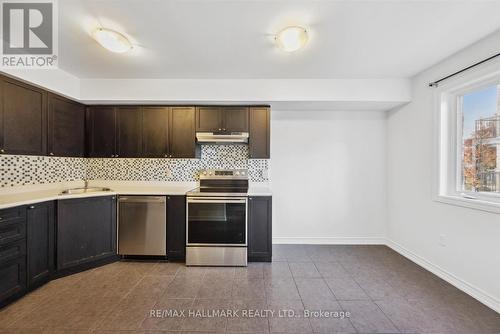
[187,197,247,204]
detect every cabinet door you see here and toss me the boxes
[27,202,54,289]
[86,106,116,158]
[0,256,26,306]
[142,107,169,158]
[116,106,142,158]
[166,195,186,261]
[47,94,85,157]
[85,196,117,261]
[224,107,249,132]
[170,107,196,158]
[0,76,47,155]
[248,196,272,262]
[196,107,222,132]
[57,196,117,271]
[249,107,270,159]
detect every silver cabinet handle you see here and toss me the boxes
[0,149,4,153]
[28,205,35,209]
[49,152,54,156]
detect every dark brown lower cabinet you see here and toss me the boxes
[57,196,117,273]
[166,196,186,261]
[248,196,272,262]
[27,202,54,289]
[0,206,27,307]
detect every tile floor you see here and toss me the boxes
[0,245,499,333]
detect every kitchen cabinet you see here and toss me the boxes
[47,94,85,157]
[248,196,272,262]
[27,201,54,289]
[143,107,169,158]
[0,206,27,307]
[116,106,142,158]
[224,107,249,132]
[249,107,270,159]
[57,196,117,273]
[0,75,47,156]
[86,106,116,158]
[196,106,249,133]
[87,106,197,158]
[170,107,197,158]
[166,195,186,261]
[196,107,222,132]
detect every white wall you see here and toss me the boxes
[387,31,500,312]
[271,110,387,244]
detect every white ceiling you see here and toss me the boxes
[56,1,500,79]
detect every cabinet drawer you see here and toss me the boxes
[0,220,26,245]
[0,240,26,264]
[0,206,26,224]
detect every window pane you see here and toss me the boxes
[461,84,500,193]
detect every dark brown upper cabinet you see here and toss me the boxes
[116,106,142,158]
[196,107,222,132]
[249,107,270,159]
[170,107,196,158]
[224,107,249,132]
[196,106,249,133]
[47,94,85,157]
[142,107,169,158]
[86,106,116,158]
[86,106,197,159]
[0,76,47,156]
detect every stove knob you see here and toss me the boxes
[241,171,246,175]
[235,171,240,176]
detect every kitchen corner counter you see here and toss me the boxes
[0,181,197,210]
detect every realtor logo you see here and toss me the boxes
[1,0,58,68]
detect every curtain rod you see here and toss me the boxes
[428,52,500,88]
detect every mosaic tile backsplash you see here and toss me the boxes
[0,145,270,187]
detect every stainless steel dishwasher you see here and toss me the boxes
[118,196,166,256]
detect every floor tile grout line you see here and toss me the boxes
[336,257,366,334]
[288,260,315,334]
[340,258,403,334]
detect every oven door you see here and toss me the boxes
[187,197,247,246]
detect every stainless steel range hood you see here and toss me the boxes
[196,132,249,144]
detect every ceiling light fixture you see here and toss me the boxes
[275,26,308,52]
[92,28,132,53]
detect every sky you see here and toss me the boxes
[462,85,498,138]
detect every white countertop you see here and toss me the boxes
[0,180,271,210]
[248,184,273,196]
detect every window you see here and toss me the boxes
[460,85,500,194]
[435,70,500,213]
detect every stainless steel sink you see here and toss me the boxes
[60,187,112,195]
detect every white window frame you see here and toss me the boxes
[433,63,500,214]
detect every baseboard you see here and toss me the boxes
[272,237,386,245]
[386,239,500,314]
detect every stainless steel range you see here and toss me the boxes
[186,169,248,266]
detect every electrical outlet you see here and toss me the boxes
[165,168,172,178]
[439,234,446,247]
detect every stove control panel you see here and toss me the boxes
[200,169,248,179]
